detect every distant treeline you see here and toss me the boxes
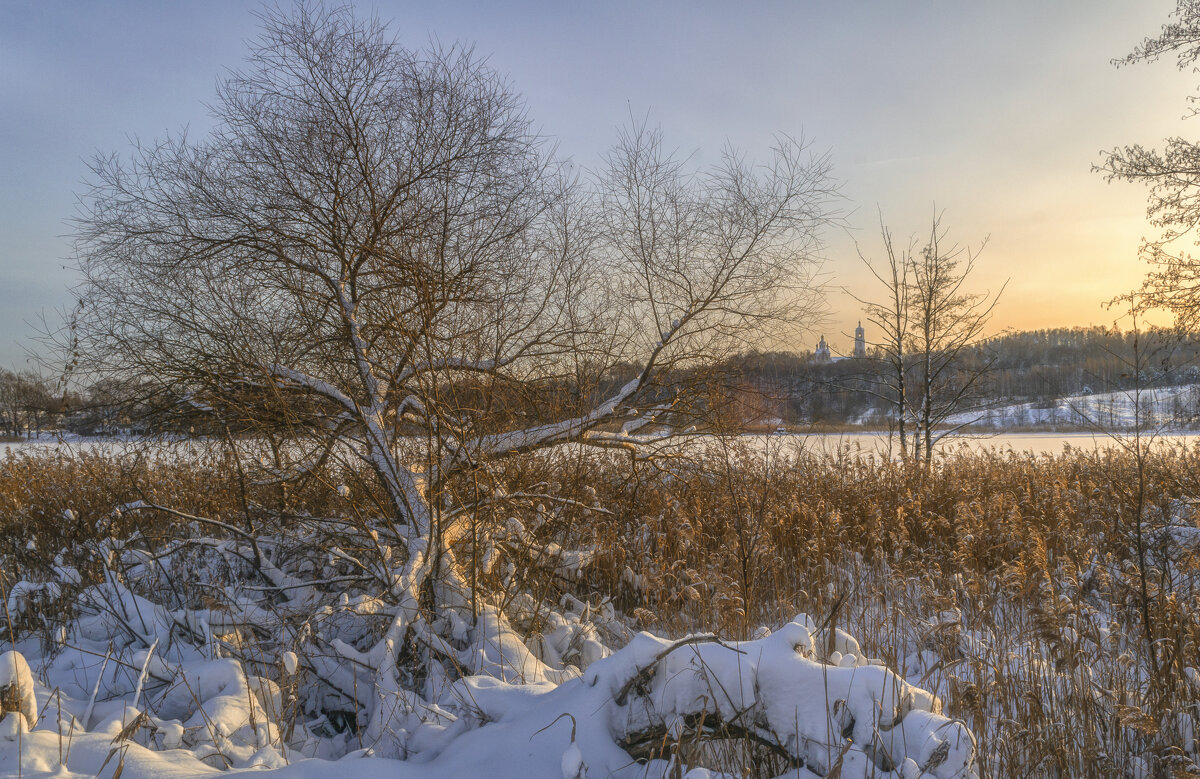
[5,327,1199,437]
[724,326,1200,426]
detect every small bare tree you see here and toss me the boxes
[907,216,1004,463]
[853,214,912,458]
[0,369,55,439]
[856,213,1003,463]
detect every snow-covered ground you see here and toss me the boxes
[0,598,972,779]
[947,383,1200,430]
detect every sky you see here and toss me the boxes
[0,0,1194,369]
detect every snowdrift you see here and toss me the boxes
[0,585,974,779]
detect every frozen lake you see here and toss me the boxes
[0,435,201,459]
[772,430,1200,458]
[4,430,1199,461]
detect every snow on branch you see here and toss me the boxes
[265,364,358,414]
[459,376,643,462]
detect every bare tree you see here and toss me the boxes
[68,2,835,743]
[907,216,1004,463]
[0,369,55,439]
[856,213,1003,463]
[853,214,912,458]
[0,369,20,438]
[1100,0,1200,328]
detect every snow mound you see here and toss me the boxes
[0,540,976,779]
[0,606,976,778]
[0,650,37,731]
[593,619,972,777]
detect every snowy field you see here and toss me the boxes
[0,435,199,460]
[945,383,1200,431]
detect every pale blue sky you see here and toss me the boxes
[0,1,1191,367]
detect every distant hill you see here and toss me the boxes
[946,383,1200,430]
[721,327,1200,430]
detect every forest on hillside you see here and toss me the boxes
[6,327,1199,439]
[728,326,1200,427]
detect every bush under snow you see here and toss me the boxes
[0,575,974,778]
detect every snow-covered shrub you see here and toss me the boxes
[0,650,37,733]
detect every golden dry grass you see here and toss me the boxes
[1,440,1198,775]
[557,441,1200,776]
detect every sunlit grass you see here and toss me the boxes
[2,441,1197,775]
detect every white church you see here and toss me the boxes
[814,322,866,362]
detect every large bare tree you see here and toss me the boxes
[70,2,836,744]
